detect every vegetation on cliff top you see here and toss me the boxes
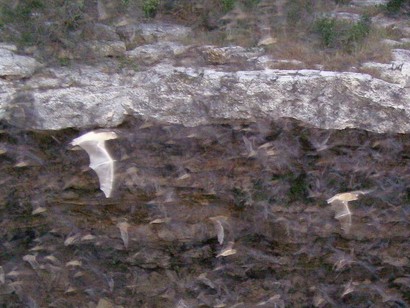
[0,0,408,70]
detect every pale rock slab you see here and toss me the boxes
[362,49,410,87]
[351,0,388,6]
[1,44,410,134]
[0,44,42,78]
[126,42,190,65]
[116,23,192,48]
[80,40,126,58]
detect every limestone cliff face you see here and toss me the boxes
[1,40,410,133]
[1,0,410,135]
[1,8,410,307]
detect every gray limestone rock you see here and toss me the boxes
[0,79,15,120]
[351,0,387,6]
[80,40,126,58]
[123,65,410,133]
[126,42,190,65]
[0,44,42,78]
[362,49,410,87]
[2,62,410,133]
[1,33,410,134]
[116,23,192,49]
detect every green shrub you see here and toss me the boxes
[347,15,370,45]
[143,0,159,18]
[314,15,371,52]
[0,1,46,45]
[385,0,405,15]
[314,17,337,47]
[0,0,86,48]
[0,0,44,26]
[58,57,71,66]
[221,0,235,12]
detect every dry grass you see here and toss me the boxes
[192,25,394,74]
[336,3,385,16]
[0,0,399,72]
[189,30,229,47]
[261,24,392,72]
[397,41,410,49]
[358,66,384,79]
[321,30,392,71]
[266,38,323,65]
[184,0,395,73]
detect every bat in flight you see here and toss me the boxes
[327,189,373,233]
[71,130,118,198]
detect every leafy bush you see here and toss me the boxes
[221,0,235,12]
[143,0,159,18]
[0,0,42,28]
[314,15,371,52]
[314,17,337,47]
[347,15,371,45]
[0,0,86,46]
[385,0,405,15]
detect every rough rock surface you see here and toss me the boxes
[0,13,410,134]
[351,0,388,6]
[1,58,410,133]
[126,42,189,65]
[80,40,127,58]
[0,118,409,307]
[0,44,42,78]
[116,22,192,49]
[1,11,410,134]
[1,7,410,307]
[363,49,410,87]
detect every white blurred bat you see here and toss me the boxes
[117,221,130,249]
[0,266,5,284]
[327,189,373,233]
[216,241,237,258]
[71,130,118,198]
[210,216,228,245]
[242,136,257,158]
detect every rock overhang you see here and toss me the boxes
[1,44,410,134]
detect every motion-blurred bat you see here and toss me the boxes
[210,216,227,245]
[117,221,130,249]
[216,241,237,258]
[71,130,118,198]
[0,266,4,284]
[327,189,373,233]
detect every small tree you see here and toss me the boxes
[143,0,159,18]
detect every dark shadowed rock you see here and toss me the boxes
[0,118,409,306]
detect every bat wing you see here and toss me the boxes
[330,200,352,233]
[210,216,228,245]
[242,136,256,157]
[76,140,115,198]
[327,189,374,203]
[213,220,224,245]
